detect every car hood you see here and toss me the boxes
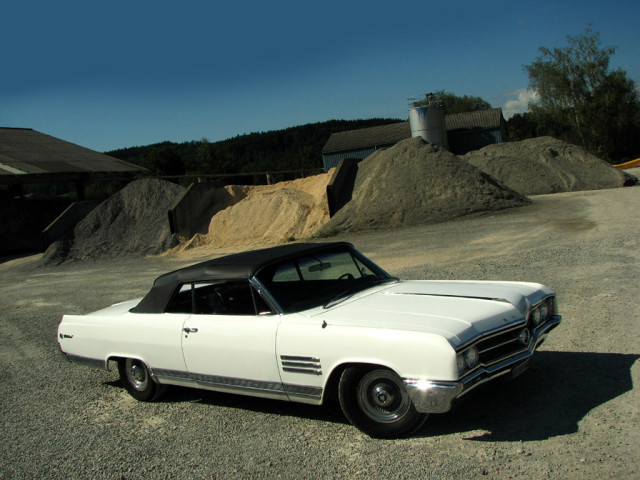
[308,280,552,348]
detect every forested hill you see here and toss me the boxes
[106,118,401,177]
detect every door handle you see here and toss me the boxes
[183,327,198,333]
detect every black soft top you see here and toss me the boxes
[131,242,353,313]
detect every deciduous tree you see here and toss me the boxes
[525,26,640,161]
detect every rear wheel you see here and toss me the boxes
[338,367,427,438]
[118,358,166,401]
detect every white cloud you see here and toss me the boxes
[501,88,539,118]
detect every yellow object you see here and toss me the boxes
[613,158,640,169]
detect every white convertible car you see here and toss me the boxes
[58,242,561,438]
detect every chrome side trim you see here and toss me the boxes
[66,354,107,370]
[280,355,323,375]
[152,368,323,402]
[154,368,285,395]
[281,355,321,362]
[283,367,323,375]
[283,384,323,400]
[250,277,284,315]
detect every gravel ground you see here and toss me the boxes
[1,185,639,479]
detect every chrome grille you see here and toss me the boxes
[475,325,530,366]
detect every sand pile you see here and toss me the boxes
[464,136,635,195]
[316,137,530,237]
[181,172,333,249]
[43,179,185,264]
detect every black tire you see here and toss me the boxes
[338,366,427,438]
[118,358,166,402]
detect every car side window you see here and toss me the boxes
[165,284,193,313]
[272,261,301,282]
[166,281,272,316]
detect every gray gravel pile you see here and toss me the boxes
[42,179,185,264]
[316,137,529,237]
[464,136,636,195]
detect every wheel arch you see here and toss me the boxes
[107,355,161,384]
[322,361,396,404]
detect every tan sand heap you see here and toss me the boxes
[182,171,334,250]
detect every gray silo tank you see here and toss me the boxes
[408,94,448,149]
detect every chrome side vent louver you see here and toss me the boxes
[281,355,322,375]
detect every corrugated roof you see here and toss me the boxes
[322,122,411,154]
[445,108,504,130]
[0,128,145,176]
[322,108,504,154]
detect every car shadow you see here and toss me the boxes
[104,351,638,439]
[419,351,639,441]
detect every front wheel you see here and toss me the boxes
[338,367,427,438]
[118,358,166,402]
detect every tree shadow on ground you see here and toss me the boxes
[104,351,638,439]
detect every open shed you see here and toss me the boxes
[0,127,145,256]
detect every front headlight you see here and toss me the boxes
[530,296,556,327]
[457,346,479,376]
[531,307,542,326]
[464,347,479,369]
[457,354,466,376]
[540,301,549,320]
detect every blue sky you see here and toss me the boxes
[2,0,639,152]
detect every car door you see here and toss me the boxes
[180,280,284,399]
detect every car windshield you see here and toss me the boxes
[255,246,395,313]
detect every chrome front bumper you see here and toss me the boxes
[404,315,561,414]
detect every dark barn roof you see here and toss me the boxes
[322,108,505,154]
[322,122,411,154]
[445,108,504,130]
[0,128,144,183]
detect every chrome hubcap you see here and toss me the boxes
[373,385,395,407]
[126,360,148,391]
[357,370,411,423]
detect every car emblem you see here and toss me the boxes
[517,328,531,345]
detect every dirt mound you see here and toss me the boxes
[316,137,529,237]
[181,172,333,250]
[464,136,634,195]
[43,179,185,264]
